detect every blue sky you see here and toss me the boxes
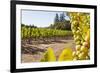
[21,10,70,27]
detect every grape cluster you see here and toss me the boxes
[69,12,90,60]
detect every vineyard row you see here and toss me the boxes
[21,27,73,40]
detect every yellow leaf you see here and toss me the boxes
[41,47,56,62]
[58,48,73,61]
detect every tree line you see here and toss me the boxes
[49,12,71,30]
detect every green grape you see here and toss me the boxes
[72,51,77,57]
[82,42,89,47]
[73,56,78,61]
[80,46,88,53]
[85,56,89,60]
[78,52,86,60]
[76,30,80,34]
[76,45,81,51]
[76,40,81,45]
[76,50,81,56]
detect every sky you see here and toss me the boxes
[21,10,70,27]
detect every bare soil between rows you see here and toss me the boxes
[21,37,76,63]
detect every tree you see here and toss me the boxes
[60,12,65,22]
[31,24,37,28]
[54,13,59,23]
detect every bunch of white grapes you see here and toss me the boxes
[69,12,90,60]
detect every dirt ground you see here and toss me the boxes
[21,38,76,63]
